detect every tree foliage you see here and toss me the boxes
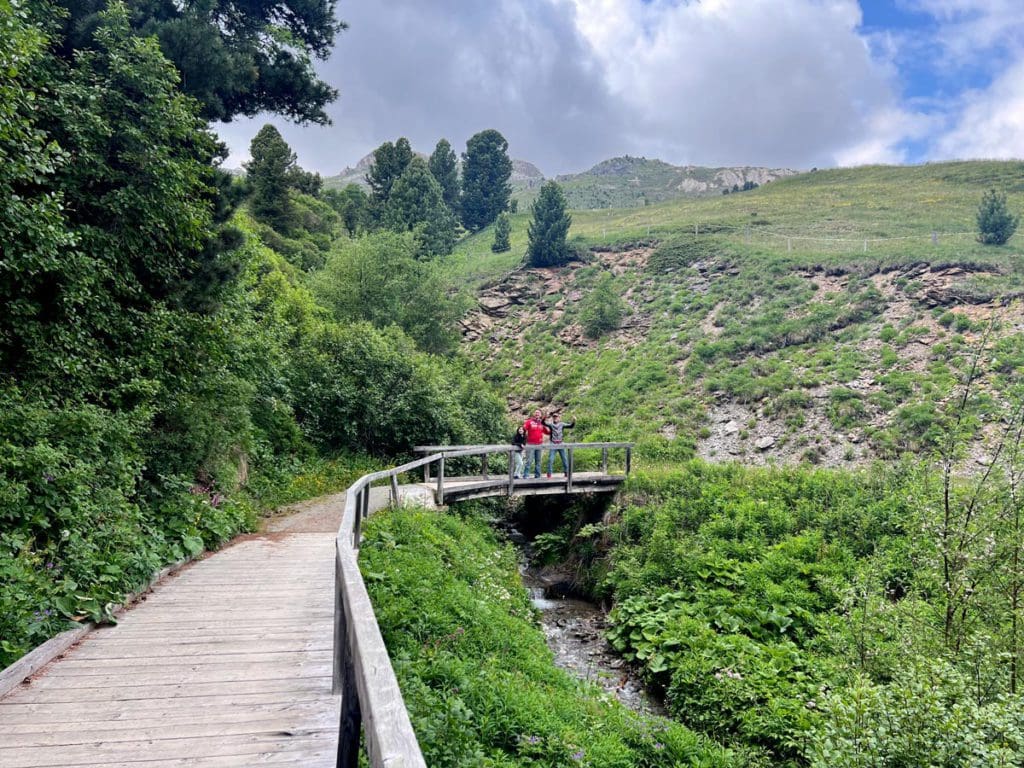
[977,188,1019,245]
[313,231,462,354]
[324,183,371,236]
[59,0,346,124]
[580,273,624,338]
[428,138,460,214]
[383,157,457,258]
[491,212,511,253]
[527,181,572,267]
[366,136,414,209]
[460,129,512,231]
[246,124,296,231]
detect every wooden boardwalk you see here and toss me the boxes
[0,499,351,768]
[0,443,630,768]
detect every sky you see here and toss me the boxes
[216,0,1024,177]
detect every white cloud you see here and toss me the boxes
[569,0,908,167]
[932,58,1024,159]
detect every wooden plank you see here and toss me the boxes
[0,694,332,723]
[0,728,337,768]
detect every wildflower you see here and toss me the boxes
[571,749,585,761]
[653,742,665,750]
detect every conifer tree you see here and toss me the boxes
[491,212,511,253]
[366,137,414,207]
[428,138,460,214]
[977,188,1019,245]
[580,273,625,338]
[461,129,512,231]
[383,158,457,258]
[246,124,296,231]
[527,181,571,267]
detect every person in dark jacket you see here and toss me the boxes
[543,411,575,477]
[512,425,527,478]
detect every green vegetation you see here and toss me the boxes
[384,157,458,258]
[541,456,1024,766]
[429,138,461,215]
[360,507,734,767]
[461,129,513,231]
[0,4,503,668]
[492,212,512,253]
[977,188,1020,245]
[528,181,573,267]
[580,273,625,339]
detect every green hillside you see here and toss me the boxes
[451,160,1024,465]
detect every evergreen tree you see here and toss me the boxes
[491,212,511,253]
[59,0,346,124]
[383,157,457,258]
[580,273,625,338]
[366,137,414,208]
[428,138,460,214]
[527,181,572,267]
[246,124,296,231]
[461,129,512,231]
[977,188,1020,245]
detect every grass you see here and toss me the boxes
[445,160,1024,466]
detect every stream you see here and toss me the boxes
[519,564,665,716]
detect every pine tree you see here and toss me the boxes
[246,124,296,231]
[491,212,511,253]
[580,273,625,338]
[428,138,460,214]
[366,137,414,207]
[383,158,457,258]
[527,181,571,267]
[977,189,1019,245]
[461,129,512,231]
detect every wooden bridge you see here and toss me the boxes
[0,442,631,768]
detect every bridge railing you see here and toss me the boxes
[334,442,632,767]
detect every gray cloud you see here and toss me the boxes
[217,0,626,176]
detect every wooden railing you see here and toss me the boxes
[333,443,632,767]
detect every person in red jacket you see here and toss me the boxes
[522,409,549,478]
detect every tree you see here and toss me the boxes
[324,184,371,236]
[428,138,460,214]
[491,212,511,253]
[461,129,512,231]
[246,124,296,231]
[366,137,414,208]
[527,181,572,267]
[580,273,625,338]
[977,188,1019,245]
[313,231,461,354]
[59,0,346,124]
[383,157,457,258]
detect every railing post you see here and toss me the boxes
[362,486,370,520]
[353,489,363,546]
[601,447,608,475]
[566,447,573,493]
[437,456,445,504]
[507,449,514,495]
[625,446,632,476]
[424,462,431,483]
[336,574,361,768]
[482,453,489,479]
[390,474,400,505]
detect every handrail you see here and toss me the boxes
[333,442,632,767]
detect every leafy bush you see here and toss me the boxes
[360,508,736,767]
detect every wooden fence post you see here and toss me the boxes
[353,489,362,547]
[625,446,632,476]
[336,588,361,768]
[436,456,445,504]
[601,447,608,475]
[566,448,573,493]
[507,450,515,495]
[390,475,400,505]
[482,453,489,479]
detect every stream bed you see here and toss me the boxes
[520,567,665,716]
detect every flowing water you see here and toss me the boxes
[520,564,665,715]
